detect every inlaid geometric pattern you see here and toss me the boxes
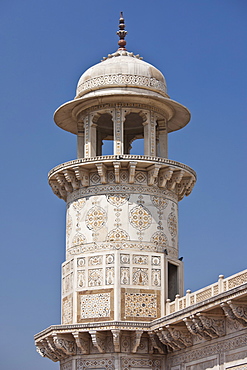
[167,211,177,237]
[107,228,129,241]
[151,195,168,209]
[133,255,148,265]
[151,256,161,266]
[125,292,157,317]
[129,205,152,230]
[72,233,86,246]
[121,357,162,369]
[107,193,129,206]
[120,254,130,264]
[66,211,72,236]
[80,292,111,319]
[135,171,147,183]
[85,206,107,230]
[88,268,103,286]
[106,267,114,285]
[77,270,85,288]
[133,268,149,285]
[120,267,130,285]
[88,255,103,266]
[77,358,114,370]
[90,172,100,184]
[62,295,73,324]
[152,269,161,286]
[151,231,168,247]
[72,198,86,210]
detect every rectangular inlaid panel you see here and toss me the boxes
[77,289,114,322]
[121,288,160,321]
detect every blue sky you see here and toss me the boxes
[0,1,247,369]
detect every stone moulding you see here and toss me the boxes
[48,156,196,202]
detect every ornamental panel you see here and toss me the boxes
[151,231,168,247]
[124,292,158,318]
[107,193,129,206]
[80,292,111,319]
[85,206,107,231]
[130,205,152,230]
[167,212,177,237]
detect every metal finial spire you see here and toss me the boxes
[117,12,127,50]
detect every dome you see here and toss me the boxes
[75,50,168,99]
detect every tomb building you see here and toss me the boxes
[35,13,247,370]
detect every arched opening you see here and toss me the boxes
[124,112,144,155]
[96,113,114,156]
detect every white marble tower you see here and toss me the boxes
[35,13,247,370]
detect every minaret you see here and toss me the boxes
[35,13,196,369]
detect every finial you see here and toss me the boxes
[117,12,127,50]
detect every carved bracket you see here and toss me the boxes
[113,161,121,184]
[196,313,225,337]
[168,170,184,191]
[111,329,121,352]
[128,161,137,183]
[159,167,173,188]
[89,330,106,353]
[52,334,76,356]
[131,330,143,353]
[227,300,247,324]
[63,169,80,190]
[148,331,166,354]
[49,180,67,200]
[55,173,73,192]
[96,163,108,184]
[147,164,161,186]
[72,331,90,354]
[74,167,89,187]
[166,325,193,347]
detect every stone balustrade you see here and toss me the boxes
[166,269,247,314]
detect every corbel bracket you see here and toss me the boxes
[63,169,80,190]
[159,167,173,188]
[147,164,161,186]
[72,331,90,354]
[131,330,143,353]
[74,166,89,187]
[113,161,121,184]
[96,163,108,184]
[128,161,137,183]
[89,331,106,353]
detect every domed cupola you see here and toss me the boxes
[54,12,190,140]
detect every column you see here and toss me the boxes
[157,120,168,158]
[114,105,123,155]
[77,121,84,159]
[143,111,156,156]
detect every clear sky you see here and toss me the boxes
[0,1,247,369]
